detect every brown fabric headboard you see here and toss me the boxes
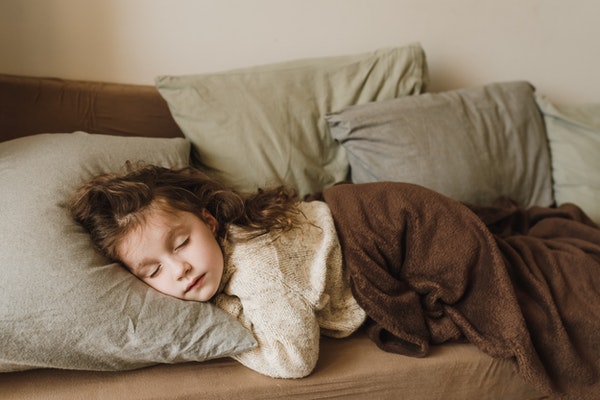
[0,74,183,143]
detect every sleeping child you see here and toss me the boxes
[69,163,600,398]
[68,163,366,378]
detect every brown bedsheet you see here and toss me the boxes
[323,181,600,399]
[0,333,542,400]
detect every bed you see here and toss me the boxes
[2,43,599,399]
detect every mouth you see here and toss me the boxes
[185,274,206,293]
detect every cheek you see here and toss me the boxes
[208,240,224,266]
[195,231,223,260]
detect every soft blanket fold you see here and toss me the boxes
[323,181,600,399]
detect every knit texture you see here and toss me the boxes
[213,201,366,378]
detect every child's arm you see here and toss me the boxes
[214,285,320,379]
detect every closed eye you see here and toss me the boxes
[175,238,189,251]
[149,264,162,278]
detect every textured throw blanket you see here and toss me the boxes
[322,182,600,399]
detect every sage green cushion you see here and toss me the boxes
[536,95,600,223]
[0,132,256,372]
[156,43,428,197]
[327,81,554,207]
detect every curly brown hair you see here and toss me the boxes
[69,163,301,262]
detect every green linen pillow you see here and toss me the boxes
[536,95,600,223]
[0,132,256,372]
[327,81,554,207]
[155,43,428,197]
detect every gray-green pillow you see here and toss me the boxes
[156,43,428,197]
[536,95,600,223]
[0,132,256,372]
[327,81,553,207]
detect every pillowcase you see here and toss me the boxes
[0,132,256,372]
[536,95,600,223]
[327,81,553,207]
[155,43,428,197]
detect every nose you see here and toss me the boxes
[171,258,191,280]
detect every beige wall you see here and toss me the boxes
[1,0,598,103]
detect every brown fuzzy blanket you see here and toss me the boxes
[322,182,600,399]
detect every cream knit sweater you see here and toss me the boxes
[213,201,366,378]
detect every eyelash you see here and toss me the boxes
[147,238,189,279]
[149,266,161,278]
[175,238,189,251]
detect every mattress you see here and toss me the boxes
[0,331,542,400]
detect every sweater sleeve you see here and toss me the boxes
[214,285,320,379]
[214,201,346,378]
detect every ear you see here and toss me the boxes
[201,209,218,234]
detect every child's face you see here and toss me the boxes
[116,203,224,302]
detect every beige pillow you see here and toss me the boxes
[0,132,256,372]
[327,81,554,207]
[536,95,600,223]
[156,43,428,197]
